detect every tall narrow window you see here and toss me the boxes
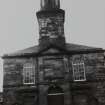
[72,61,86,81]
[23,63,35,84]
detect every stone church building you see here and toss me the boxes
[2,0,105,105]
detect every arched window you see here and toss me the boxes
[23,63,35,84]
[47,85,64,105]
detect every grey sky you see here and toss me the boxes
[0,0,105,91]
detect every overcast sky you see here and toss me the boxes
[0,0,105,91]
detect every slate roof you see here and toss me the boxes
[2,43,104,58]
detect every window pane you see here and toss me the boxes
[23,63,35,84]
[72,62,86,81]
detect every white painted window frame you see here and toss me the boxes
[72,62,86,81]
[23,63,35,84]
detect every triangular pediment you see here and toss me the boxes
[2,43,103,58]
[42,48,61,54]
[38,45,67,55]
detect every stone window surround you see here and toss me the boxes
[72,61,86,81]
[23,63,35,84]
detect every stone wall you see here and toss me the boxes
[3,52,105,105]
[71,52,105,105]
[3,57,37,105]
[3,57,36,86]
